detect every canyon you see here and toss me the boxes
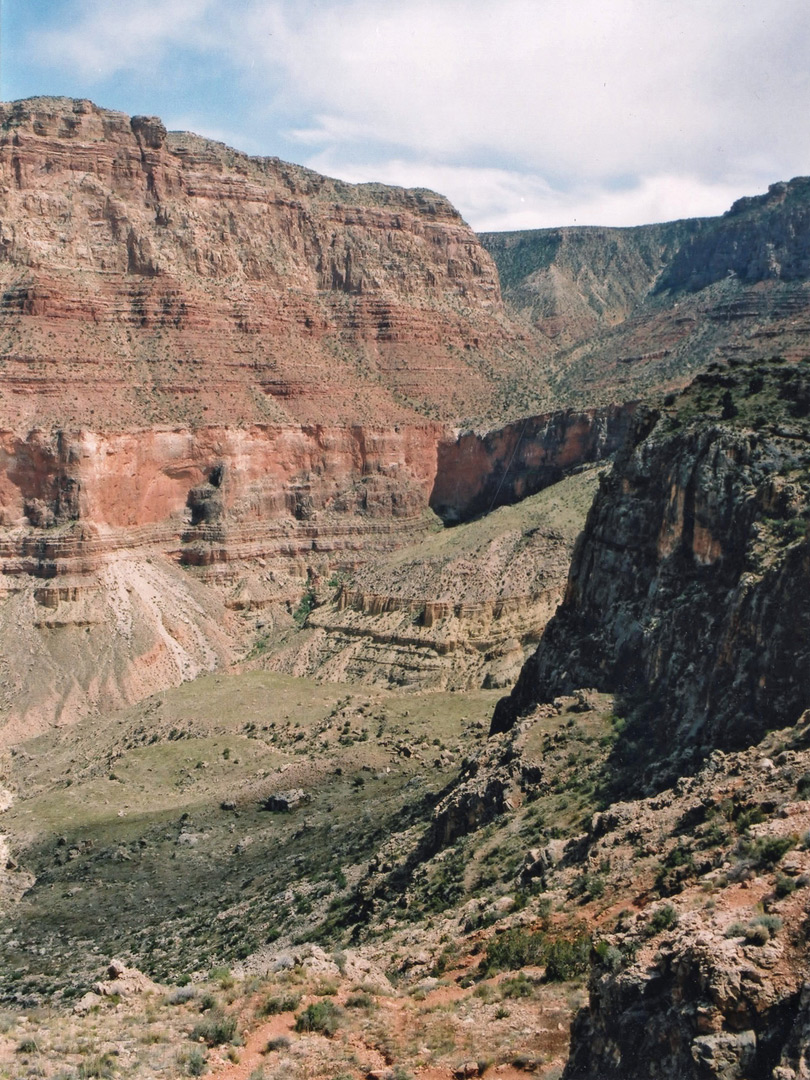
[0,97,636,737]
[3,95,810,1080]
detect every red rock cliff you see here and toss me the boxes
[0,96,538,433]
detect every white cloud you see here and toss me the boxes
[305,155,752,231]
[19,0,810,228]
[31,0,219,80]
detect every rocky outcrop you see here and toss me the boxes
[556,716,810,1080]
[491,357,810,785]
[657,177,810,293]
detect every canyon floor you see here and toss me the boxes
[0,472,599,1079]
[4,372,810,1080]
[3,662,810,1080]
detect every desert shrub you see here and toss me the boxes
[594,940,623,972]
[185,1047,206,1077]
[168,986,197,1005]
[78,1055,116,1079]
[646,903,679,935]
[345,991,374,1009]
[699,821,728,849]
[293,587,316,626]
[543,935,591,982]
[572,872,606,900]
[265,1036,290,1052]
[260,992,301,1016]
[191,1010,238,1046]
[734,806,766,833]
[750,835,797,868]
[511,1052,545,1071]
[744,924,771,946]
[479,929,546,974]
[663,843,694,870]
[501,972,533,998]
[725,922,746,938]
[775,873,797,898]
[432,943,460,975]
[209,966,234,989]
[751,914,783,938]
[294,1000,341,1036]
[16,1038,39,1054]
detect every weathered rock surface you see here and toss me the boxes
[93,959,161,998]
[491,357,810,785]
[429,405,633,523]
[557,718,810,1080]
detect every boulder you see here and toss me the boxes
[263,789,310,812]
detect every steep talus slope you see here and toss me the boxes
[491,356,810,782]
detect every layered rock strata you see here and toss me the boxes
[264,467,603,692]
[0,96,540,434]
[0,404,627,739]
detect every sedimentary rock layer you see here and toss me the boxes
[0,403,627,739]
[0,96,542,434]
[265,468,603,692]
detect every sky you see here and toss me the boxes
[3,0,809,232]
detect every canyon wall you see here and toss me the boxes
[430,405,634,522]
[0,96,545,435]
[480,219,703,346]
[483,178,810,410]
[491,357,810,786]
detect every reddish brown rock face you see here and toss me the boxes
[0,96,538,434]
